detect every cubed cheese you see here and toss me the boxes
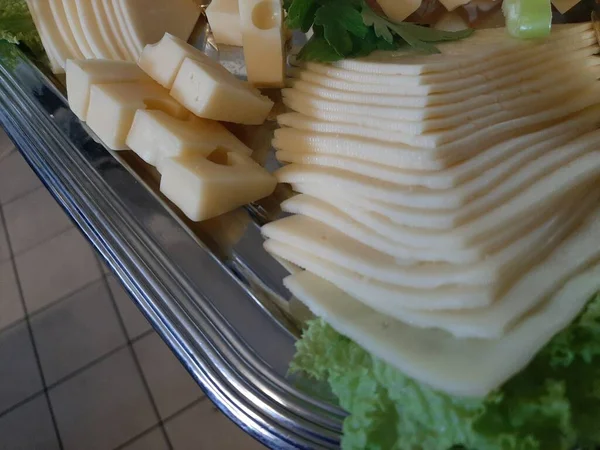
[138,33,227,89]
[238,0,285,87]
[206,0,243,46]
[377,0,421,22]
[170,57,274,124]
[126,109,252,171]
[160,151,277,221]
[66,59,152,120]
[86,81,189,150]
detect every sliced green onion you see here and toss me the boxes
[502,0,552,39]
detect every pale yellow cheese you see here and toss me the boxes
[90,0,127,60]
[86,81,189,150]
[283,260,600,397]
[126,109,252,171]
[377,0,421,22]
[110,0,142,58]
[48,0,84,60]
[61,0,95,58]
[159,151,277,221]
[75,0,119,59]
[206,0,243,46]
[238,0,285,87]
[117,0,200,55]
[171,57,274,125]
[66,59,152,120]
[139,33,229,89]
[104,0,137,60]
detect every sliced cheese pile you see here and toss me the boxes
[26,0,201,73]
[66,58,276,222]
[263,23,600,397]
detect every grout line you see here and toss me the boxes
[10,223,75,261]
[111,424,162,450]
[0,184,42,210]
[0,207,65,450]
[99,267,175,450]
[0,392,46,421]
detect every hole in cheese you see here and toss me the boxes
[251,1,280,30]
[206,148,231,166]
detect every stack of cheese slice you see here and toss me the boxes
[26,0,200,73]
[66,36,277,222]
[263,23,600,397]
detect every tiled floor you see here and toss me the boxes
[0,129,266,450]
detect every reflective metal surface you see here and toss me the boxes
[0,30,344,450]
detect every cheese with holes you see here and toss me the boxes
[126,110,252,171]
[86,81,189,150]
[139,33,229,89]
[160,151,277,221]
[170,57,274,124]
[66,59,152,120]
[238,0,285,87]
[206,0,243,46]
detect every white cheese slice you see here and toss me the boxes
[296,34,596,87]
[282,70,599,134]
[262,203,580,289]
[206,0,243,46]
[266,239,496,310]
[66,59,152,120]
[238,0,285,87]
[86,81,189,150]
[278,87,600,148]
[104,0,137,60]
[330,23,593,74]
[377,0,421,22]
[117,0,200,55]
[74,0,118,59]
[90,0,127,60]
[139,33,230,89]
[27,0,75,72]
[283,259,600,397]
[171,57,274,125]
[159,151,277,221]
[285,151,600,249]
[48,0,84,60]
[110,0,142,58]
[126,109,252,170]
[61,0,95,58]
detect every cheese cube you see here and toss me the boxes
[377,0,421,22]
[170,57,274,124]
[160,150,277,221]
[238,0,285,87]
[206,0,243,46]
[138,33,228,89]
[126,109,252,171]
[86,81,189,150]
[66,59,152,120]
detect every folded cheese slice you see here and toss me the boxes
[74,0,117,59]
[48,0,84,60]
[90,0,127,60]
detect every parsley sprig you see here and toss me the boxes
[285,0,474,62]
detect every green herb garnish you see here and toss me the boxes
[285,0,474,62]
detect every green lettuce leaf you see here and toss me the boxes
[291,294,600,450]
[0,1,42,53]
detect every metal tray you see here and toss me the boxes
[0,18,345,450]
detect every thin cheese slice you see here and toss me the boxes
[104,0,137,60]
[206,0,243,46]
[117,0,200,54]
[126,109,252,171]
[160,151,277,221]
[238,0,285,87]
[86,81,189,150]
[61,0,95,58]
[283,260,600,398]
[66,59,152,120]
[90,0,127,60]
[267,239,496,310]
[48,0,84,60]
[171,57,274,125]
[75,0,118,59]
[110,0,141,58]
[262,202,583,289]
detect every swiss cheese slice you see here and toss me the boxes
[66,59,152,120]
[86,81,189,150]
[283,260,600,397]
[126,110,252,170]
